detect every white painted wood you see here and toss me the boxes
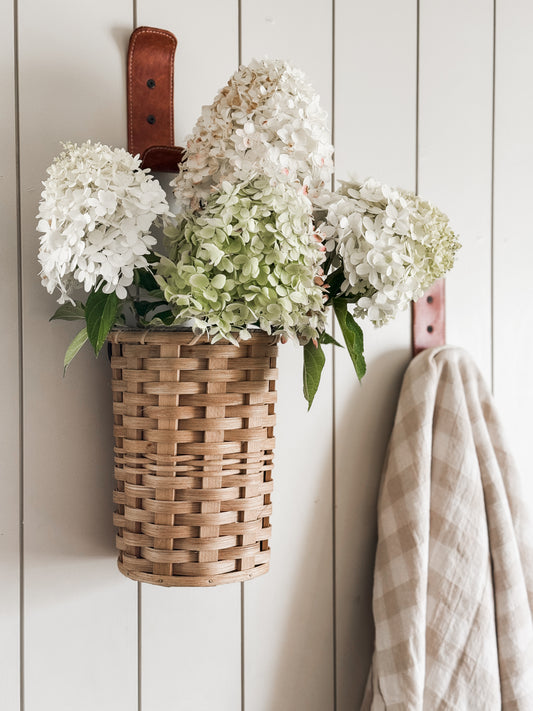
[334,2,416,707]
[135,4,242,710]
[18,3,137,709]
[141,587,241,711]
[3,2,530,710]
[243,342,335,711]
[493,1,533,495]
[241,5,335,710]
[137,0,239,147]
[419,0,493,384]
[0,1,20,708]
[241,0,333,112]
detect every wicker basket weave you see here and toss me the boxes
[108,329,278,587]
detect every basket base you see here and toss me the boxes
[117,559,270,587]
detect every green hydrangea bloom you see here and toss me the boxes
[156,177,327,344]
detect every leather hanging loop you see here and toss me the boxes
[141,145,185,172]
[127,26,184,171]
[412,278,446,356]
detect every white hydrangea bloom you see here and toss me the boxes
[37,141,170,303]
[171,58,334,210]
[317,178,460,326]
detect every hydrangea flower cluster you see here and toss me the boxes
[37,141,170,303]
[171,59,334,210]
[36,59,460,404]
[156,176,326,344]
[317,178,460,326]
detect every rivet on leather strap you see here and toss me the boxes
[412,278,446,356]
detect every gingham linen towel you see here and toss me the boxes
[362,346,533,710]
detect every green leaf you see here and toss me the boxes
[85,289,123,356]
[63,327,88,375]
[333,299,366,381]
[324,267,345,301]
[133,299,168,318]
[319,332,343,348]
[134,267,159,293]
[139,309,175,327]
[149,309,175,326]
[50,301,85,322]
[303,340,326,410]
[145,252,160,265]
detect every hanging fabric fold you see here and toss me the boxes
[362,346,533,710]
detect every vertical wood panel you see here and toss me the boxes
[334,2,416,707]
[0,1,20,708]
[135,4,242,710]
[241,0,333,110]
[18,2,137,708]
[138,1,240,147]
[494,1,533,493]
[419,0,493,384]
[241,4,335,710]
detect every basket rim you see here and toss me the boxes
[108,326,279,345]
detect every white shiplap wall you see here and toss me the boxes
[334,3,416,705]
[1,1,21,709]
[2,1,532,709]
[17,3,137,710]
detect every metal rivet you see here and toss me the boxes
[427,325,434,333]
[147,78,156,89]
[427,295,433,304]
[147,114,156,125]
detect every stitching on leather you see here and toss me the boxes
[167,33,175,142]
[127,31,138,152]
[128,28,177,155]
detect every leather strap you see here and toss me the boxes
[141,145,185,172]
[412,278,446,356]
[127,26,182,171]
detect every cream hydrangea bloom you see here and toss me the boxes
[156,177,327,344]
[171,58,334,210]
[37,141,170,303]
[317,178,460,326]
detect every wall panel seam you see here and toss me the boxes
[13,0,24,708]
[238,5,244,708]
[331,1,338,708]
[138,583,142,711]
[241,582,245,711]
[238,0,242,66]
[490,0,496,393]
[131,13,142,711]
[415,0,420,195]
[238,6,244,707]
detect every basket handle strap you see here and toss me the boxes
[412,278,446,356]
[127,26,185,171]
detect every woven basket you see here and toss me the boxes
[108,328,278,587]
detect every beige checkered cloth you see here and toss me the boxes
[362,346,533,710]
